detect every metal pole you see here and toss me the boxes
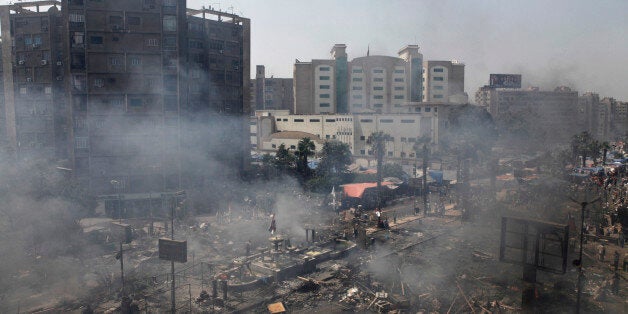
[171,197,176,314]
[120,241,125,294]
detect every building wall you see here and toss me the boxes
[423,60,465,103]
[294,44,442,115]
[0,0,250,196]
[492,87,583,144]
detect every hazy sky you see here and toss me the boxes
[187,0,628,100]
[3,0,626,100]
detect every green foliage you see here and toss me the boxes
[440,104,498,161]
[296,137,316,178]
[318,140,352,176]
[381,163,405,179]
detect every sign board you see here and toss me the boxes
[110,222,132,243]
[500,216,569,274]
[489,74,522,88]
[159,238,187,263]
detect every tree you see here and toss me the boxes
[296,137,316,178]
[274,143,296,174]
[369,131,392,207]
[571,131,601,167]
[318,140,352,176]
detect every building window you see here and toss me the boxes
[415,107,421,112]
[374,95,384,99]
[129,98,142,108]
[353,104,362,108]
[425,107,431,112]
[90,36,103,44]
[360,119,373,123]
[130,56,141,66]
[434,85,444,90]
[433,76,444,81]
[352,86,363,90]
[374,78,384,82]
[325,118,335,122]
[127,16,141,25]
[401,137,407,142]
[109,56,121,66]
[373,86,383,91]
[433,95,443,99]
[294,119,304,122]
[146,38,159,47]
[360,136,366,140]
[163,16,177,32]
[75,137,88,149]
[352,95,362,99]
[373,69,384,73]
[319,85,330,89]
[394,86,404,91]
[394,95,404,99]
[401,119,415,123]
[320,103,330,107]
[433,68,444,72]
[380,119,393,123]
[320,94,330,98]
[310,119,320,122]
[163,0,177,6]
[374,103,383,108]
[319,76,330,80]
[319,66,330,71]
[93,78,104,88]
[352,68,363,73]
[352,77,362,82]
[394,78,404,82]
[271,144,277,148]
[388,151,393,157]
[360,150,365,155]
[394,69,404,74]
[44,86,52,94]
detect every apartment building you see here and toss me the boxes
[0,0,250,195]
[293,44,469,115]
[250,65,293,112]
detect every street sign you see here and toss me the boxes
[500,216,569,274]
[159,238,187,263]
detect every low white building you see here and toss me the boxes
[252,102,460,165]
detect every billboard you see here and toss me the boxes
[489,74,522,88]
[159,238,187,263]
[500,216,569,274]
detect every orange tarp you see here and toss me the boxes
[342,182,392,198]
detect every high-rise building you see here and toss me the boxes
[250,65,293,112]
[422,60,466,103]
[294,44,465,115]
[490,86,583,144]
[0,0,250,196]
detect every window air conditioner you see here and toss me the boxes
[18,60,25,65]
[56,61,63,66]
[26,77,33,82]
[41,60,47,65]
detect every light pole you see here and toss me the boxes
[111,180,122,222]
[571,196,600,314]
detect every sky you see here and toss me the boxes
[186,0,628,101]
[2,0,626,100]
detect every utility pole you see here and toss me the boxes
[171,196,176,314]
[571,196,600,314]
[422,144,428,215]
[119,241,125,294]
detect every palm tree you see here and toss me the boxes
[296,137,316,177]
[369,131,392,207]
[413,136,431,213]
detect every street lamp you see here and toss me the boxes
[111,180,122,222]
[570,196,600,314]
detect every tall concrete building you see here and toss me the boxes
[293,44,463,115]
[250,65,293,112]
[0,0,250,196]
[489,86,583,144]
[422,60,466,103]
[601,97,628,140]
